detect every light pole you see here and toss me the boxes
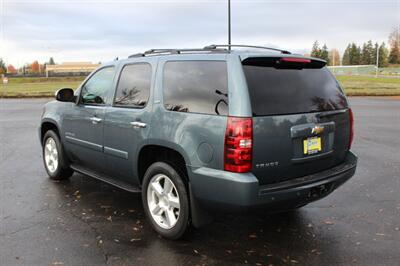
[376,45,379,78]
[228,0,231,50]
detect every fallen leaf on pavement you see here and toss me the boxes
[249,233,257,239]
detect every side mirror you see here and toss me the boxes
[55,88,75,102]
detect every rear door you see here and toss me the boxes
[103,61,154,184]
[242,57,351,185]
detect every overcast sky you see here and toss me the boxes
[1,0,399,67]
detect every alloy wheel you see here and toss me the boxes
[44,137,59,173]
[147,174,180,229]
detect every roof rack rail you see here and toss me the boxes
[128,47,228,58]
[204,44,291,54]
[128,45,290,59]
[144,49,180,55]
[128,53,144,58]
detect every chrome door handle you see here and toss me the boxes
[89,117,102,124]
[130,121,147,128]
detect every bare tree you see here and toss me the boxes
[329,49,341,66]
[389,28,400,50]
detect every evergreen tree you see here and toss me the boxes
[379,43,389,67]
[361,41,374,65]
[361,43,368,64]
[389,41,400,64]
[48,57,55,65]
[311,41,321,58]
[342,44,351,65]
[320,44,329,64]
[349,43,361,65]
[367,40,374,64]
[372,42,379,65]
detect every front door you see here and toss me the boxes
[103,62,154,184]
[63,66,116,173]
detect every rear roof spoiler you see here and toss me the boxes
[242,56,326,69]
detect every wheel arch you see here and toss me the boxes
[40,119,61,145]
[137,143,191,186]
[137,143,213,228]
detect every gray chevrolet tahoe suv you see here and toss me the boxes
[39,45,358,239]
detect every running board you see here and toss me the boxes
[70,164,141,193]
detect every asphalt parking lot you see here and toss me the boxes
[0,97,399,265]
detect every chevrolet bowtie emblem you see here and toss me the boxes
[311,125,324,135]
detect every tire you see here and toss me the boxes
[142,162,190,240]
[42,130,73,180]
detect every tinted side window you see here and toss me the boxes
[81,67,115,105]
[114,63,152,108]
[163,61,228,115]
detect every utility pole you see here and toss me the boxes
[376,45,379,78]
[228,0,231,50]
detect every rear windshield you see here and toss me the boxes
[242,62,348,116]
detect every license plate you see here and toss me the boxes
[303,137,322,155]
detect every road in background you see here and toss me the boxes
[0,98,399,265]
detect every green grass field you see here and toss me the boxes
[0,77,85,97]
[0,75,400,97]
[336,75,400,96]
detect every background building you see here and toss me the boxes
[45,62,99,77]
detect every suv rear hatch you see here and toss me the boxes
[242,56,351,185]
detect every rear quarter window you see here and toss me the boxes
[242,63,348,116]
[163,61,228,116]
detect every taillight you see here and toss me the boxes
[349,108,354,149]
[224,117,253,173]
[280,57,311,63]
